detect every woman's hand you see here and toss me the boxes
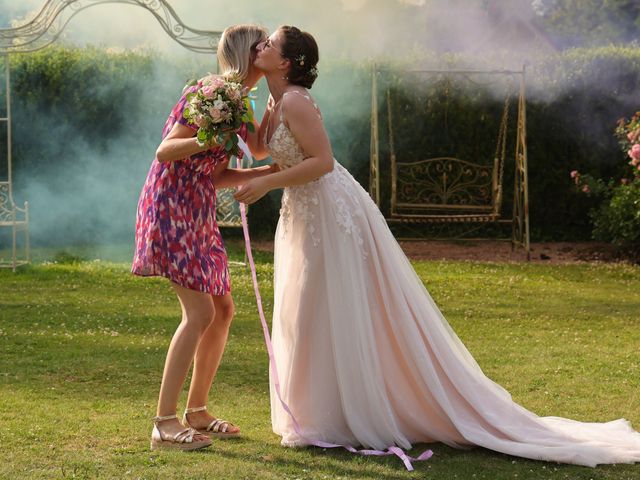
[234,176,273,204]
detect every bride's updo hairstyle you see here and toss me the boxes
[279,26,319,89]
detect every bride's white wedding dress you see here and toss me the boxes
[266,90,640,467]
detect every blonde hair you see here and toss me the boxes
[217,24,267,81]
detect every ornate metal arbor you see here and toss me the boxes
[0,0,243,269]
[370,66,530,258]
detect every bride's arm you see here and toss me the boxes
[211,160,278,188]
[211,95,280,188]
[245,95,274,160]
[234,94,333,204]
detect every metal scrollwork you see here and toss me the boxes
[0,0,222,54]
[0,182,11,223]
[397,157,493,210]
[0,181,29,270]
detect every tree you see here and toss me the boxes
[532,0,640,48]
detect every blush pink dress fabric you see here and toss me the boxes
[266,90,640,467]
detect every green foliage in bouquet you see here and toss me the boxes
[182,75,255,158]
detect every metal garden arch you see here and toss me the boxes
[0,0,231,269]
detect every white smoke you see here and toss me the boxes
[4,0,552,66]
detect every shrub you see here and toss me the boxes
[572,112,640,260]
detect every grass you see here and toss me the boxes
[0,242,639,479]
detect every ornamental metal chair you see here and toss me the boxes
[0,181,29,270]
[0,55,29,270]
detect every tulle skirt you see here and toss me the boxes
[269,161,640,467]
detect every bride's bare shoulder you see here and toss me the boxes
[283,89,321,121]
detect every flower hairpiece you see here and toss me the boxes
[309,66,319,77]
[296,54,306,66]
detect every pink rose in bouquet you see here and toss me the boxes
[183,75,254,156]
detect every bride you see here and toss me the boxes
[233,25,640,467]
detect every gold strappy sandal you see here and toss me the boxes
[183,406,241,439]
[150,414,212,451]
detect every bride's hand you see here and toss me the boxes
[234,177,271,205]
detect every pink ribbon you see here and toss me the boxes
[234,137,433,471]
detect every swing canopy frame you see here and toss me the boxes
[369,66,530,256]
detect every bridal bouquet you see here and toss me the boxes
[183,75,255,157]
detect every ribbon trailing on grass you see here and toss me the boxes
[233,136,433,471]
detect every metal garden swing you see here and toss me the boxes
[369,66,530,257]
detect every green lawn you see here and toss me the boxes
[1,244,639,479]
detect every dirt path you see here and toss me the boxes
[249,239,622,263]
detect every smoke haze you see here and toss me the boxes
[0,1,638,255]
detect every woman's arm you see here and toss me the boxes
[211,161,279,189]
[155,122,218,163]
[245,96,274,160]
[234,93,333,204]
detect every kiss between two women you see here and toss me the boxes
[131,24,640,468]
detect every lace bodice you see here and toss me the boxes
[267,122,307,170]
[265,90,321,170]
[265,90,383,256]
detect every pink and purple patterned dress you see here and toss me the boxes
[132,86,245,295]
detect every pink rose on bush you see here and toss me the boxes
[628,143,640,160]
[627,128,640,143]
[570,170,581,185]
[581,184,590,193]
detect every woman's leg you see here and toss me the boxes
[184,293,240,434]
[154,282,215,439]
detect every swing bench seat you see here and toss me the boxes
[387,213,502,223]
[388,156,504,224]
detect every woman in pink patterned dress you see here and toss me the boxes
[132,24,275,451]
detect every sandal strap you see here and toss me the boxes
[154,414,177,423]
[209,418,233,433]
[152,417,197,443]
[174,427,197,443]
[184,406,207,415]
